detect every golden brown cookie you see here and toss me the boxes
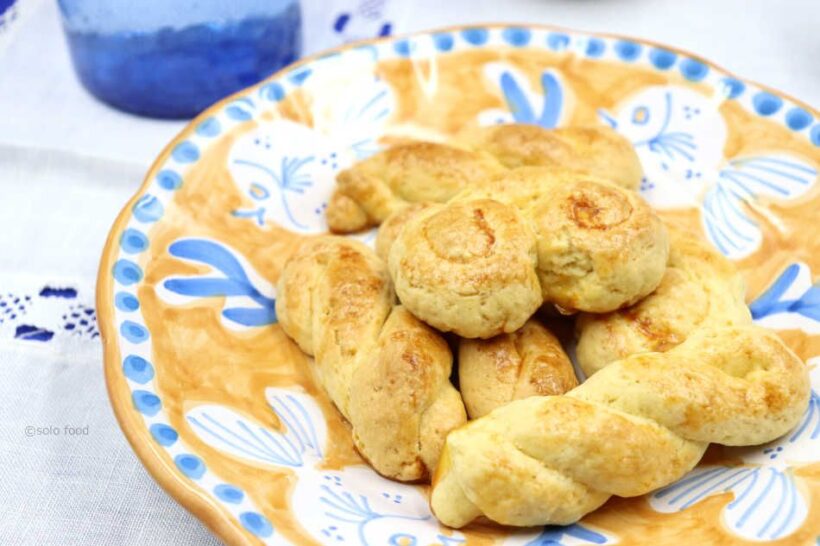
[576,231,751,376]
[430,326,809,528]
[458,318,578,419]
[459,124,643,190]
[326,142,503,233]
[375,202,434,262]
[276,237,466,481]
[388,199,543,339]
[388,167,668,338]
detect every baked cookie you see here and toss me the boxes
[390,167,668,337]
[458,318,578,419]
[388,199,543,339]
[431,326,809,527]
[375,202,433,262]
[459,124,642,190]
[576,230,751,376]
[326,141,503,233]
[276,237,466,481]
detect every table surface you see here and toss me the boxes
[0,0,817,544]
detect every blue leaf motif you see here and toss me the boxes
[169,239,249,281]
[750,262,820,324]
[163,278,252,298]
[222,307,277,327]
[500,72,536,123]
[538,71,563,128]
[160,239,276,328]
[525,523,608,545]
[492,67,565,128]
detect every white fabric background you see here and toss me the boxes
[0,0,817,544]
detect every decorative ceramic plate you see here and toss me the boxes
[98,24,820,546]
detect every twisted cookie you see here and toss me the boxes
[431,326,809,527]
[326,142,503,233]
[276,237,466,481]
[577,231,752,376]
[327,124,641,233]
[389,167,668,338]
[458,124,643,190]
[459,318,578,419]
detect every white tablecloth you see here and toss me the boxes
[0,0,817,544]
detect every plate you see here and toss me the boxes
[98,24,820,546]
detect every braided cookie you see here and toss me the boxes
[326,141,503,233]
[389,167,668,338]
[430,326,809,528]
[577,231,752,377]
[276,237,466,481]
[458,318,578,419]
[458,124,642,190]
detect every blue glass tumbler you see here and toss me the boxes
[57,0,302,119]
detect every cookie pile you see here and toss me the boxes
[276,124,809,528]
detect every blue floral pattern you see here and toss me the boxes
[652,466,807,540]
[0,286,98,343]
[524,524,607,545]
[187,387,466,546]
[479,62,564,127]
[600,86,817,259]
[750,262,820,329]
[228,74,394,234]
[157,239,277,329]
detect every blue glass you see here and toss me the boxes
[57,0,302,119]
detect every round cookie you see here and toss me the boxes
[388,199,542,339]
[455,167,670,313]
